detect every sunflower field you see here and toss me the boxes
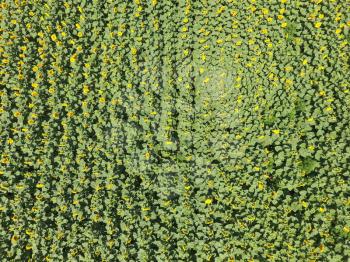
[1,0,350,261]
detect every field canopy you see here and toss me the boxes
[1,0,350,261]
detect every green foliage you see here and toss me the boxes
[1,0,350,261]
[299,157,320,174]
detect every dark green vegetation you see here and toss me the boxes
[1,0,350,261]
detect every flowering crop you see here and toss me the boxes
[1,0,350,261]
